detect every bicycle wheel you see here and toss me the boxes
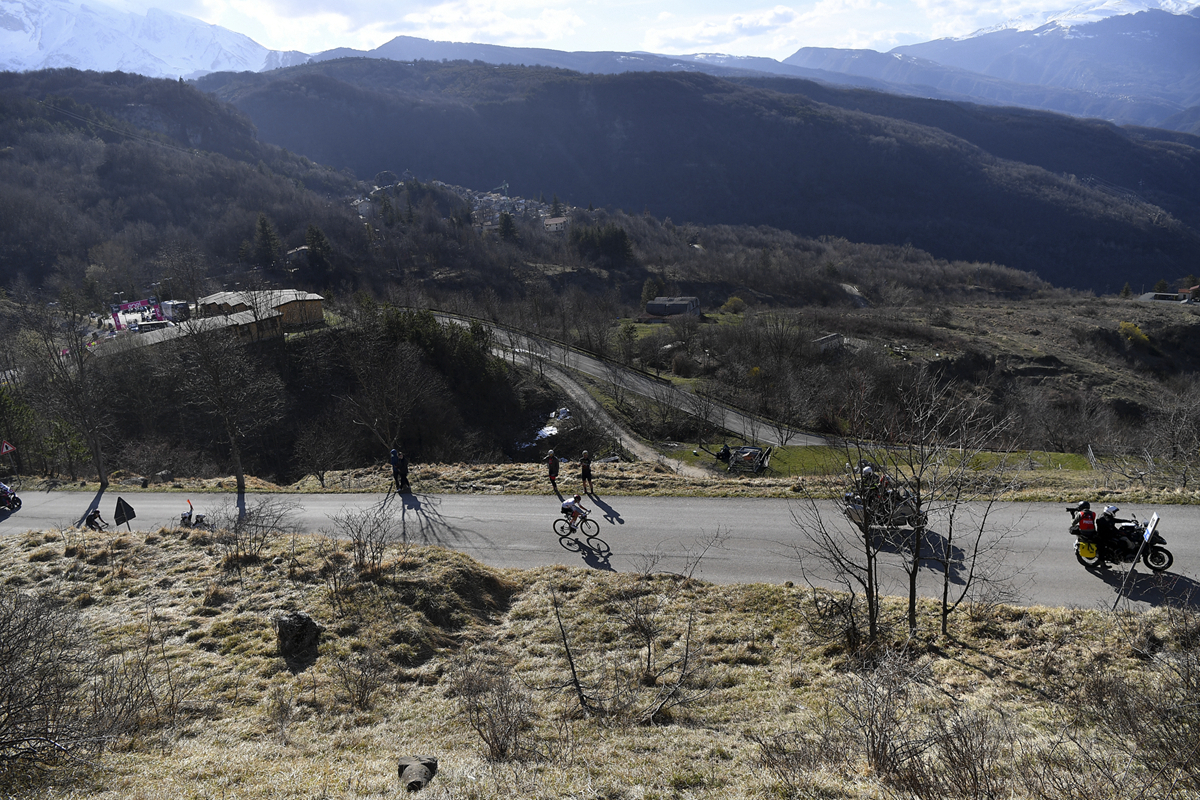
[553,518,572,537]
[585,535,610,556]
[580,518,599,537]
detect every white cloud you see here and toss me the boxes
[396,0,585,45]
[643,5,799,51]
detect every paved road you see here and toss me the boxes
[4,490,1197,610]
[440,312,827,447]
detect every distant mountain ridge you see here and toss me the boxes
[787,8,1200,131]
[2,0,1197,131]
[0,0,308,78]
[195,59,1200,294]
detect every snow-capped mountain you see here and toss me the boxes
[967,0,1200,36]
[0,0,309,78]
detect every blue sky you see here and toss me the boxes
[117,0,1183,59]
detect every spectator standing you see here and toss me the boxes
[390,449,402,492]
[580,450,594,494]
[545,450,559,488]
[397,451,410,492]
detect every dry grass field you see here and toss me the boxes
[4,515,1200,799]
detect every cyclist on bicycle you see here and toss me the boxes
[561,494,590,531]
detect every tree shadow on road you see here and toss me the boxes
[1090,565,1200,608]
[874,526,969,585]
[77,487,107,527]
[391,492,480,548]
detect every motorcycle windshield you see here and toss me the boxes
[1145,513,1159,541]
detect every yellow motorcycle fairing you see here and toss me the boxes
[1077,541,1098,559]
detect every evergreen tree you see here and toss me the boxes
[305,224,333,276]
[498,212,519,243]
[1120,282,1132,299]
[252,213,283,268]
[550,194,564,216]
[1154,278,1170,293]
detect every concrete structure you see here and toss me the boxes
[544,216,569,232]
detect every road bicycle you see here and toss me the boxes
[553,511,609,555]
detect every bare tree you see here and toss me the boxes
[791,366,1019,642]
[332,321,448,451]
[294,408,354,487]
[162,318,285,495]
[16,290,117,487]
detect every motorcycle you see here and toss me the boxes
[180,499,207,528]
[0,484,21,512]
[843,486,925,529]
[1069,506,1173,572]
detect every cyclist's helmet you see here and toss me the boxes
[548,449,554,456]
[1104,505,1120,516]
[574,495,581,501]
[582,450,589,456]
[861,466,873,477]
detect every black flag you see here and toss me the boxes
[114,497,136,527]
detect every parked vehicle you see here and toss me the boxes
[843,487,925,529]
[1069,506,1173,572]
[842,460,925,529]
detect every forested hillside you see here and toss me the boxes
[196,59,1200,294]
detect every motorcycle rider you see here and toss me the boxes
[1069,501,1096,536]
[1097,505,1138,554]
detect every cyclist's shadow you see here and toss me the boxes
[579,540,614,572]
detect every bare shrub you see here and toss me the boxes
[748,706,851,792]
[330,501,399,574]
[447,653,536,761]
[834,651,930,778]
[88,606,197,752]
[886,707,1016,800]
[331,643,390,711]
[800,588,870,657]
[1071,648,1200,795]
[0,589,103,789]
[261,683,297,744]
[213,496,299,570]
[552,590,711,725]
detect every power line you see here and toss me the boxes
[34,98,199,156]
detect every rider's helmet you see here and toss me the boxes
[1104,505,1120,516]
[582,450,589,456]
[574,494,581,502]
[861,466,874,477]
[548,449,554,456]
[1078,501,1090,511]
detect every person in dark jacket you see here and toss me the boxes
[580,450,594,494]
[545,450,559,488]
[397,451,410,492]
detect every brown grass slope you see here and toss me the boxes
[4,524,1200,799]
